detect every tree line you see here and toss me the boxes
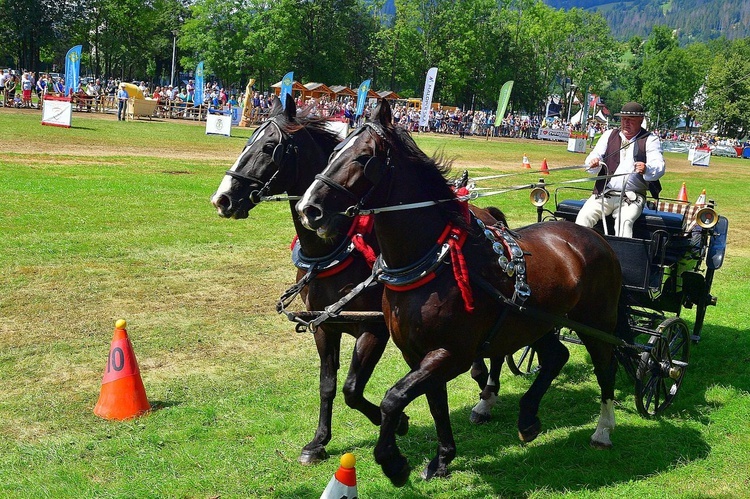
[2,0,750,137]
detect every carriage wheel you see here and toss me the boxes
[505,346,541,376]
[692,268,715,340]
[634,317,690,417]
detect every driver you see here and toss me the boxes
[575,101,665,238]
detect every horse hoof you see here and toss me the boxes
[383,456,411,487]
[518,418,541,443]
[470,410,491,425]
[298,447,328,465]
[396,413,410,436]
[421,457,450,481]
[590,438,613,450]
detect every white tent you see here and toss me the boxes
[570,109,609,125]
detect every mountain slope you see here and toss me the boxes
[543,0,750,43]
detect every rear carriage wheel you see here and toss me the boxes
[634,317,690,417]
[505,346,541,376]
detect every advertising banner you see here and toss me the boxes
[41,95,72,128]
[355,79,370,117]
[419,67,438,127]
[494,80,514,127]
[280,71,294,108]
[206,113,232,137]
[64,45,82,96]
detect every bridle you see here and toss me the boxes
[223,118,298,204]
[313,122,394,217]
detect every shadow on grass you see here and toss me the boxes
[148,400,181,411]
[314,360,716,496]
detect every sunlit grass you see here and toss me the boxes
[1,111,748,497]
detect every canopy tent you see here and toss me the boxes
[570,109,609,125]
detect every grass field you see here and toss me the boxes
[1,109,749,498]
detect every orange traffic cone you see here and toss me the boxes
[678,182,688,202]
[695,189,706,206]
[540,158,549,175]
[320,453,358,499]
[522,154,531,169]
[93,319,150,420]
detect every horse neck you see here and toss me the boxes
[287,131,349,258]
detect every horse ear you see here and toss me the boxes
[269,96,284,117]
[372,99,393,128]
[284,93,297,119]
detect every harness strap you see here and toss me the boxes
[307,271,381,333]
[470,272,632,351]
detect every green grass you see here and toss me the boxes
[1,111,749,497]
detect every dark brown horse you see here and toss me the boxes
[297,99,624,486]
[210,95,503,465]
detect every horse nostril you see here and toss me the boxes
[302,204,323,223]
[212,194,231,210]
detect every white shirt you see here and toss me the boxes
[585,128,665,193]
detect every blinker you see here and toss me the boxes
[364,156,385,183]
[272,144,284,166]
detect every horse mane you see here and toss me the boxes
[389,126,468,228]
[276,113,342,153]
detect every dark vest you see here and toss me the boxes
[593,128,662,199]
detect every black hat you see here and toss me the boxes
[615,101,646,117]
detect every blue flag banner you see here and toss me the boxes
[355,79,371,117]
[280,71,294,109]
[64,45,82,96]
[419,67,438,127]
[194,62,204,105]
[494,80,514,127]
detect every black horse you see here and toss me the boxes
[297,99,624,486]
[210,95,504,464]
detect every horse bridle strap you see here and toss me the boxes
[225,119,298,203]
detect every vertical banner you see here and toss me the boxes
[194,61,204,106]
[493,80,514,126]
[418,67,438,127]
[581,89,592,126]
[280,71,294,109]
[64,45,82,96]
[355,79,371,117]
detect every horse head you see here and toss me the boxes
[211,94,299,219]
[297,99,396,237]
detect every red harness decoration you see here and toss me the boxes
[347,214,377,268]
[382,185,475,313]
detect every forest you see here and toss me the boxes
[2,0,750,137]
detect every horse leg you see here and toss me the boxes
[298,328,341,465]
[422,382,456,481]
[580,337,617,449]
[375,350,461,487]
[470,357,502,424]
[342,326,409,435]
[518,331,569,443]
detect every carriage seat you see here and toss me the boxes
[554,199,689,240]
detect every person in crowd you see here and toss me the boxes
[117,83,129,121]
[575,101,666,238]
[5,73,17,106]
[89,78,102,111]
[21,72,33,108]
[587,121,598,148]
[0,69,7,106]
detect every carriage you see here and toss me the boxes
[504,182,729,416]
